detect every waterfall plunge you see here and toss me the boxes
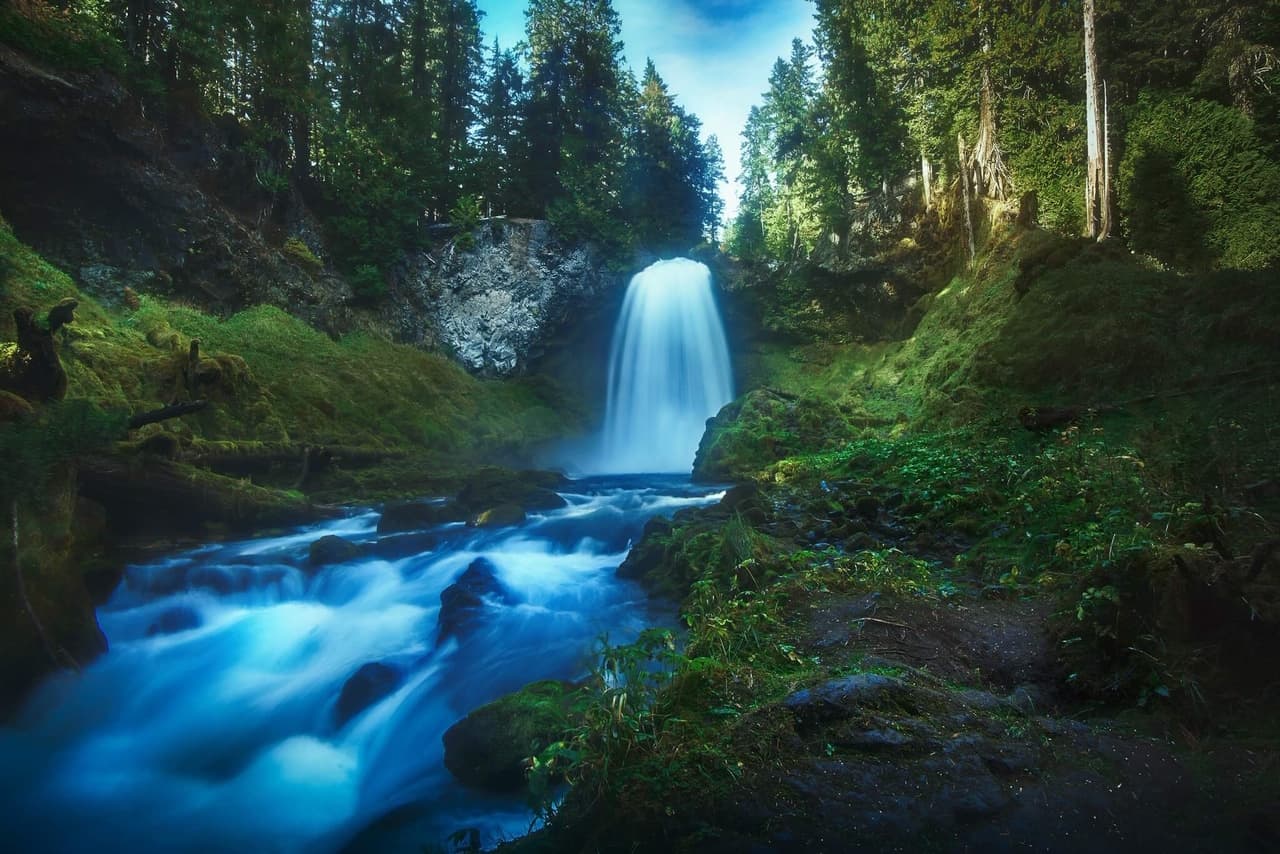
[598,259,733,474]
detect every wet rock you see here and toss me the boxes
[0,389,34,423]
[146,606,202,636]
[377,501,466,534]
[335,662,403,727]
[784,674,906,724]
[308,535,361,568]
[438,558,518,642]
[469,503,526,528]
[837,727,914,751]
[855,496,882,519]
[946,764,1011,820]
[616,517,673,581]
[442,680,578,791]
[454,468,568,515]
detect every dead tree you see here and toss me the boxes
[0,298,77,403]
[1084,0,1112,239]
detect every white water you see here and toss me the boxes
[0,476,725,854]
[597,258,733,474]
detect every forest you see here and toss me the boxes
[0,0,1278,852]
[2,0,725,295]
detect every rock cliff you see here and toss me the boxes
[389,219,618,377]
[0,45,354,330]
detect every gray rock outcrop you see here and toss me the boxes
[390,219,616,376]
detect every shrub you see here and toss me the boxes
[448,195,483,250]
[1120,95,1280,270]
[0,1,125,74]
[348,264,386,301]
[282,237,323,274]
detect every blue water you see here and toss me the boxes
[0,476,724,853]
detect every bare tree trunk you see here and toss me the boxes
[1084,0,1111,240]
[1102,80,1112,238]
[921,152,933,209]
[972,19,1010,201]
[959,135,977,263]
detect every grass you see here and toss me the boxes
[0,216,582,479]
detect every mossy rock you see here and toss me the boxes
[377,501,466,534]
[308,534,362,568]
[470,503,527,528]
[694,389,853,482]
[0,388,34,423]
[454,467,568,514]
[442,679,582,791]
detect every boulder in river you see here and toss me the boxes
[146,606,202,637]
[335,662,404,728]
[454,467,568,514]
[437,558,519,642]
[308,534,362,568]
[469,503,526,528]
[442,680,581,791]
[377,501,467,534]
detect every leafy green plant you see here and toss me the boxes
[282,237,322,274]
[448,195,483,250]
[1120,94,1280,270]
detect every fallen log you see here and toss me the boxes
[78,457,339,535]
[127,400,208,430]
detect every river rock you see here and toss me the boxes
[454,467,568,515]
[390,220,614,377]
[442,680,579,791]
[335,662,403,728]
[437,558,518,642]
[308,535,362,568]
[469,504,526,528]
[146,605,202,637]
[616,517,674,582]
[377,501,466,534]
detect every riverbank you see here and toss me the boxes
[486,225,1280,852]
[0,216,591,712]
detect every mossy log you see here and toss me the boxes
[186,443,405,477]
[78,457,335,535]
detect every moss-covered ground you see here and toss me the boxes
[503,222,1280,852]
[0,214,582,496]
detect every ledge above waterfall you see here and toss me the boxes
[386,219,618,377]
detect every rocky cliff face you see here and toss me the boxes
[388,219,618,377]
[0,45,355,331]
[0,45,622,378]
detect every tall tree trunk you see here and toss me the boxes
[293,0,313,183]
[410,0,429,99]
[959,134,977,263]
[1084,0,1110,240]
[921,152,933,208]
[972,11,1010,201]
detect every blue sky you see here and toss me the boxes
[473,0,817,220]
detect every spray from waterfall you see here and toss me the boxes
[598,259,733,474]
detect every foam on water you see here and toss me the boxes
[0,476,724,853]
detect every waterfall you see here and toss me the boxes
[598,259,734,474]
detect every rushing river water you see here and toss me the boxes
[2,257,735,852]
[0,476,725,853]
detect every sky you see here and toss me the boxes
[473,0,817,222]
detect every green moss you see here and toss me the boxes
[281,237,323,274]
[0,218,582,483]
